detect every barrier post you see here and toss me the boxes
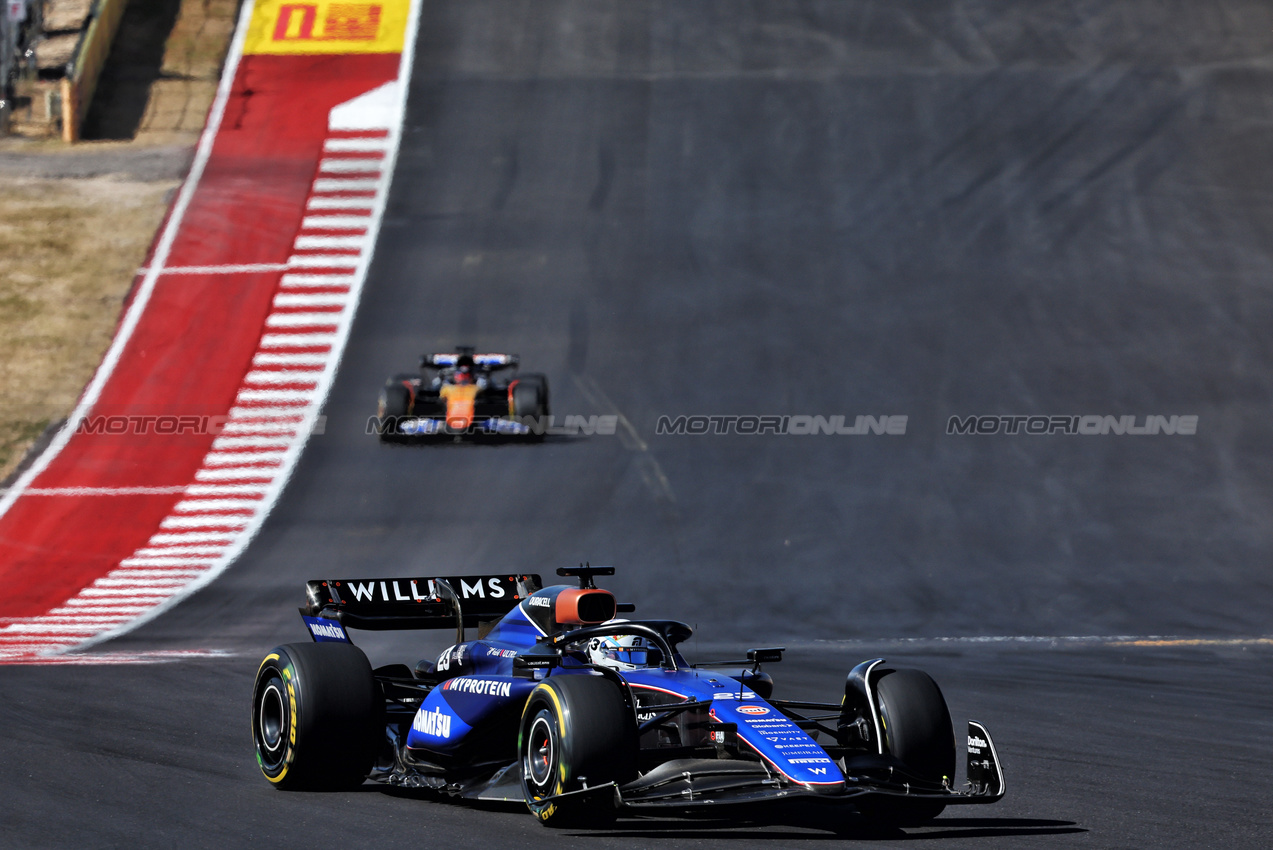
[63,0,128,142]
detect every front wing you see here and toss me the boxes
[526,720,1004,813]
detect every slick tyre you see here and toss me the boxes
[862,668,955,825]
[377,380,411,441]
[252,642,381,791]
[520,673,637,827]
[511,374,549,440]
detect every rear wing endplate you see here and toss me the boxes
[301,574,541,632]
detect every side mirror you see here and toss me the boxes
[747,647,785,664]
[513,650,560,678]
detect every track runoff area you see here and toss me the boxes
[0,0,420,664]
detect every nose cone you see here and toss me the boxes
[808,778,847,795]
[442,384,477,430]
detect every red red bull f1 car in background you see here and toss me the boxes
[251,566,1005,829]
[376,346,549,439]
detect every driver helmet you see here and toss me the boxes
[588,624,658,671]
[453,355,475,384]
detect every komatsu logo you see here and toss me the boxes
[306,621,346,640]
[413,707,451,738]
[442,677,513,697]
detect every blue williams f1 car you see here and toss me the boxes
[251,566,1004,827]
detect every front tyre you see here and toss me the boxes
[377,381,411,441]
[861,668,955,825]
[252,642,381,790]
[511,374,549,440]
[519,673,636,827]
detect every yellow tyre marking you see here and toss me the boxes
[524,682,568,819]
[256,652,296,784]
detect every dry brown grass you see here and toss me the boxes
[0,177,178,481]
[0,0,235,483]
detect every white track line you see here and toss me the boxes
[319,158,384,172]
[258,333,337,347]
[324,138,391,153]
[272,294,351,308]
[294,235,368,250]
[301,216,373,230]
[22,487,190,496]
[312,177,382,192]
[139,263,291,275]
[307,197,375,210]
[286,255,360,269]
[252,353,331,366]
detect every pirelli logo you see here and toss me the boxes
[274,4,381,41]
[245,0,408,54]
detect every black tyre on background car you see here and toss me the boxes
[252,642,382,790]
[519,673,637,826]
[511,373,550,438]
[377,378,412,440]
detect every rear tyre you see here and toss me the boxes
[860,668,955,825]
[377,381,411,441]
[520,673,636,827]
[252,642,381,790]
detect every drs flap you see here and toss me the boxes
[303,574,541,630]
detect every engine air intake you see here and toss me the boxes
[556,588,616,625]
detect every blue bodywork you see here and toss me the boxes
[291,571,1004,814]
[396,588,844,794]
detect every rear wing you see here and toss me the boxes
[301,574,541,632]
[422,353,519,369]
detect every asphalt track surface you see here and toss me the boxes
[4,1,1273,846]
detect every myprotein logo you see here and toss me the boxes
[442,677,513,697]
[656,415,907,436]
[412,707,452,738]
[947,415,1197,436]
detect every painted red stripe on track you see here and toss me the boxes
[309,192,376,200]
[0,33,404,659]
[298,229,369,238]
